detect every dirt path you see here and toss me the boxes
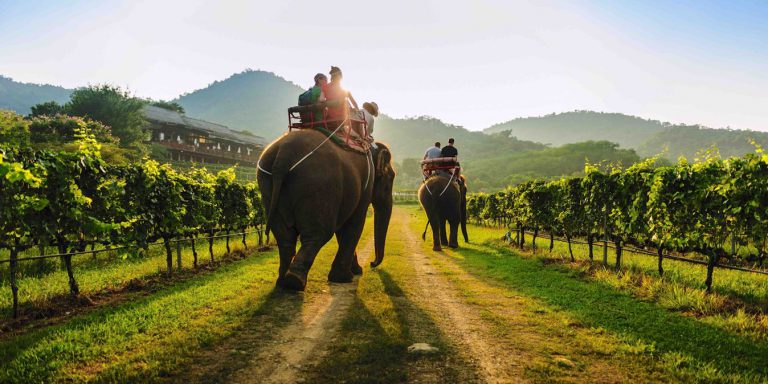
[228,238,373,384]
[397,207,645,383]
[395,209,529,383]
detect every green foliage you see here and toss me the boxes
[0,110,31,147]
[0,139,266,310]
[28,114,117,144]
[464,140,642,192]
[65,85,147,147]
[466,149,768,290]
[29,101,65,117]
[149,100,185,114]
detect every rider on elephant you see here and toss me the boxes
[324,66,358,121]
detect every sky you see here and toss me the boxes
[1,0,766,131]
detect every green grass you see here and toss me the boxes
[413,207,768,383]
[0,246,280,383]
[509,229,768,340]
[0,233,262,319]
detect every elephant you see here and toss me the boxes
[257,129,395,291]
[418,173,468,251]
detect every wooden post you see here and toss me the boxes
[10,242,19,318]
[176,235,182,270]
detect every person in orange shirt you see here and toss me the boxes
[324,66,358,121]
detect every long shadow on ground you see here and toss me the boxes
[445,241,768,380]
[307,268,481,384]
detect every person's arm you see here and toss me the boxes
[347,91,359,109]
[318,89,326,103]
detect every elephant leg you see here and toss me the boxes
[284,232,333,291]
[440,217,449,246]
[429,212,442,252]
[329,215,366,283]
[273,226,298,288]
[351,251,363,275]
[448,221,459,248]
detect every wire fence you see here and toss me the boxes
[0,229,264,265]
[504,227,768,276]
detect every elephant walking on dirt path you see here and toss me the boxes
[419,173,469,251]
[257,129,395,291]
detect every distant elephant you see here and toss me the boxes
[419,173,468,251]
[257,130,395,291]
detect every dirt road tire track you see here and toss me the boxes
[396,209,528,383]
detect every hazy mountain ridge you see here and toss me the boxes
[0,75,73,115]
[3,70,767,164]
[175,70,305,140]
[484,111,671,148]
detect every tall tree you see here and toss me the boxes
[29,101,65,117]
[65,85,147,147]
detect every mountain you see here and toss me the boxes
[175,70,304,140]
[0,75,73,115]
[172,70,546,163]
[484,110,768,161]
[483,111,670,149]
[376,115,545,163]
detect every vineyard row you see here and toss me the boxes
[466,150,768,292]
[1,132,265,318]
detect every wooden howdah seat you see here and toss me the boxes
[287,101,371,154]
[421,157,460,178]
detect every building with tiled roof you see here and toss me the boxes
[143,105,265,166]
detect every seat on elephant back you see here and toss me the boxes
[287,103,371,154]
[421,157,460,179]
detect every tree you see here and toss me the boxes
[29,101,65,117]
[149,100,185,114]
[65,85,147,147]
[0,110,30,147]
[29,114,117,145]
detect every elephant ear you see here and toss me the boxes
[374,146,392,176]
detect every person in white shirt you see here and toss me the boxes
[424,142,442,160]
[361,101,379,149]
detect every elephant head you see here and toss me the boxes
[370,143,395,268]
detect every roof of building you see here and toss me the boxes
[143,105,265,146]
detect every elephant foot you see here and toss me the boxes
[281,270,307,291]
[328,268,354,283]
[449,242,459,249]
[351,263,363,275]
[441,241,449,246]
[370,260,381,268]
[433,245,442,252]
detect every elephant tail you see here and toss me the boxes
[263,147,288,238]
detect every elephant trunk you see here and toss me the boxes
[371,200,392,268]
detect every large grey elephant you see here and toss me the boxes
[418,174,468,251]
[257,129,395,291]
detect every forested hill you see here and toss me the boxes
[0,76,73,115]
[483,110,768,160]
[175,70,305,140]
[375,116,545,163]
[483,111,670,149]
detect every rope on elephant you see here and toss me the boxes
[289,118,349,172]
[363,150,373,191]
[257,162,272,175]
[438,172,455,197]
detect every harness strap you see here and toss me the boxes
[257,162,272,175]
[438,172,456,197]
[289,118,348,171]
